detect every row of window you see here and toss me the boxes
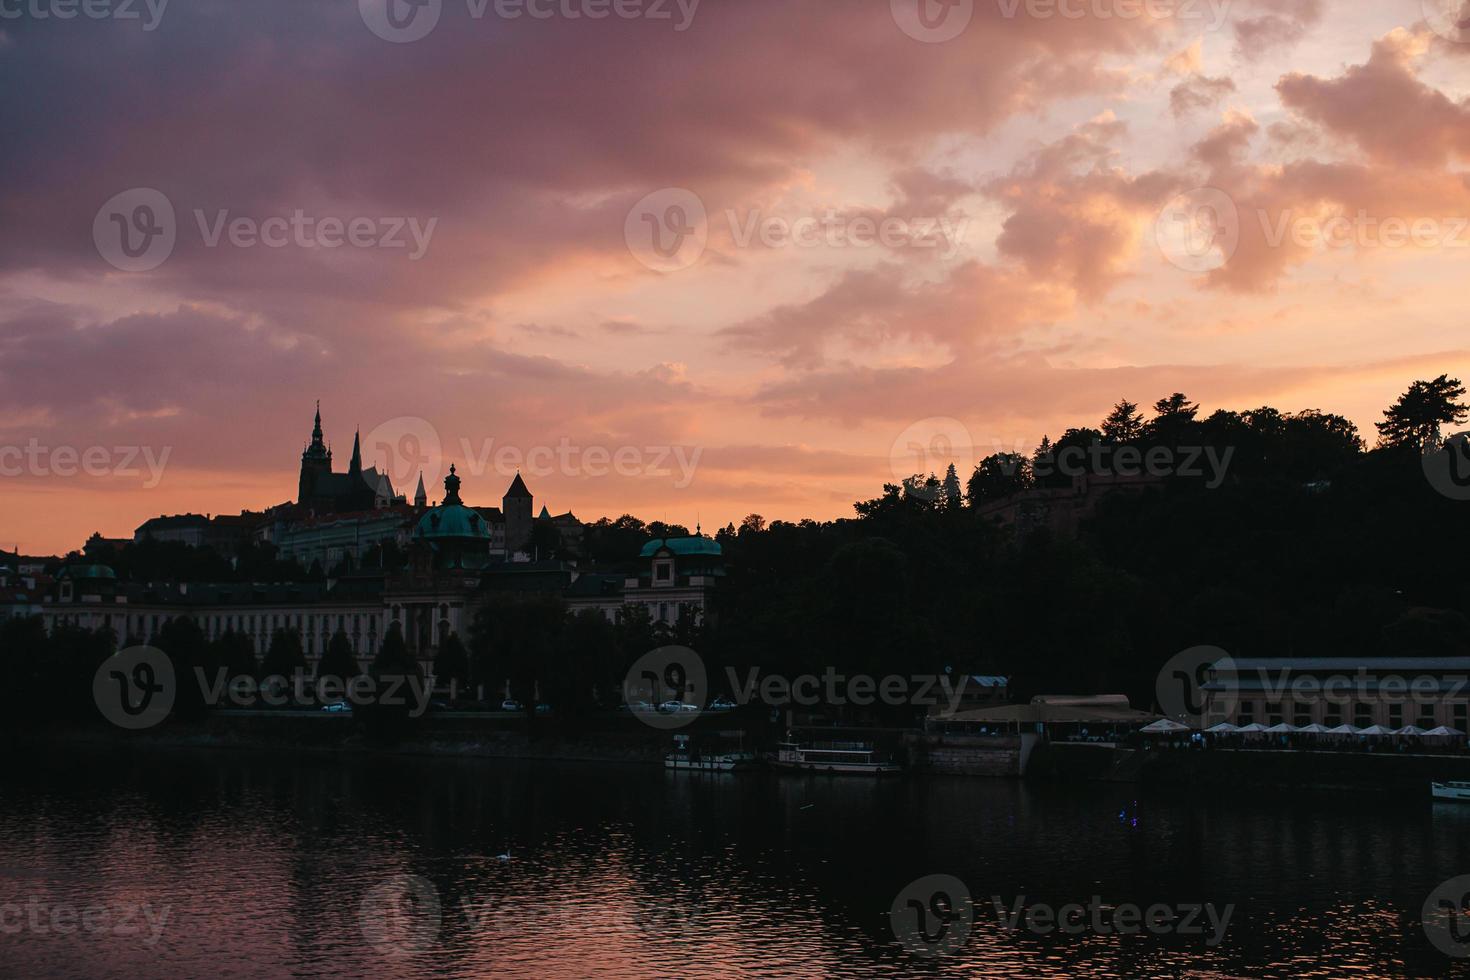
[1227,699,1470,729]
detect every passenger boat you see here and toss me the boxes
[770,740,902,775]
[664,734,758,772]
[1431,780,1470,801]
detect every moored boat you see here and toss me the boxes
[665,734,758,772]
[770,740,901,775]
[1432,780,1470,801]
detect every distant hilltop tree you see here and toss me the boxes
[1376,375,1469,452]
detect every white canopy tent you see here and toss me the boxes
[1356,725,1395,736]
[1139,719,1192,734]
[1425,726,1467,737]
[1264,723,1298,734]
[1204,722,1239,734]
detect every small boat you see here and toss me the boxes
[665,734,758,772]
[1432,781,1470,802]
[770,740,901,775]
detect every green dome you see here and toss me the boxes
[415,503,490,540]
[414,465,491,541]
[640,535,722,558]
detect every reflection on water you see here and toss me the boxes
[2,748,1470,978]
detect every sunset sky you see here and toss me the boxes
[2,0,1468,555]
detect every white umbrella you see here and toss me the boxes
[1204,722,1239,734]
[1236,723,1269,733]
[1425,725,1466,737]
[1325,724,1358,735]
[1297,723,1331,734]
[1394,725,1430,736]
[1264,723,1298,734]
[1139,718,1191,734]
[1356,724,1394,736]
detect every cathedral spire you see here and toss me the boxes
[348,426,363,477]
[414,472,427,508]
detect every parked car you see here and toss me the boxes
[534,703,552,714]
[321,701,351,713]
[659,700,701,713]
[500,699,524,712]
[621,700,655,713]
[710,696,737,711]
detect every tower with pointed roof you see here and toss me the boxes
[503,472,533,556]
[414,472,427,508]
[295,403,399,513]
[298,401,334,505]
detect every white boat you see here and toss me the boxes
[770,740,902,775]
[1432,780,1470,802]
[664,734,757,772]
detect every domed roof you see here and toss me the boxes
[639,534,722,558]
[414,466,491,541]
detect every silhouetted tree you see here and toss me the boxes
[1376,375,1468,452]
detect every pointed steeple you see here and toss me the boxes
[414,472,427,508]
[348,427,363,477]
[312,400,323,443]
[504,472,532,500]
